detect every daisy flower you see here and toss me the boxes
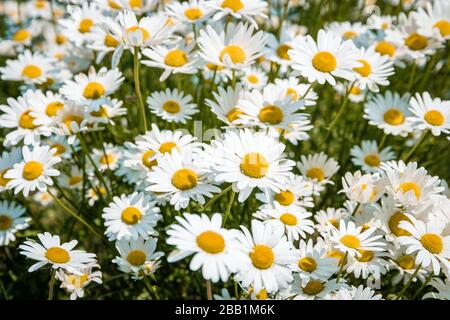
[290,29,361,85]
[112,237,164,279]
[0,200,30,246]
[297,152,340,189]
[373,196,414,241]
[53,103,90,143]
[5,145,61,197]
[56,262,102,300]
[408,92,450,136]
[205,84,248,126]
[340,171,386,204]
[265,28,296,68]
[388,248,429,285]
[315,207,348,233]
[146,149,220,210]
[0,50,56,84]
[344,249,389,280]
[325,21,368,41]
[0,147,22,192]
[413,0,450,40]
[27,90,66,127]
[60,66,124,111]
[166,0,213,25]
[423,278,450,300]
[241,67,268,90]
[212,0,268,28]
[398,216,450,275]
[19,232,97,274]
[92,143,122,171]
[207,129,295,202]
[334,285,383,300]
[367,15,395,31]
[280,277,347,300]
[234,220,296,293]
[350,140,396,173]
[59,165,84,190]
[329,220,386,258]
[166,213,247,283]
[197,22,267,70]
[274,77,318,107]
[146,88,198,124]
[87,98,127,125]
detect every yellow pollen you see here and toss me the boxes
[51,144,66,156]
[340,234,361,249]
[258,105,283,125]
[126,26,150,41]
[302,280,324,296]
[45,247,70,264]
[226,107,245,123]
[375,41,396,57]
[164,49,189,67]
[298,256,317,272]
[206,63,225,71]
[55,34,67,45]
[63,114,84,132]
[388,212,412,237]
[240,152,269,178]
[13,29,30,42]
[67,274,89,287]
[121,207,142,225]
[405,33,428,51]
[0,215,12,230]
[354,59,372,77]
[184,7,203,20]
[78,18,94,34]
[0,169,12,187]
[280,213,297,226]
[129,0,142,8]
[424,110,444,126]
[247,75,259,84]
[364,154,381,167]
[100,154,114,165]
[396,255,415,270]
[142,150,157,169]
[159,141,177,154]
[328,219,339,228]
[327,250,346,264]
[381,22,389,30]
[220,45,246,64]
[350,86,361,95]
[83,82,105,100]
[249,245,274,270]
[108,1,122,10]
[434,20,450,37]
[277,44,292,60]
[420,233,443,254]
[274,190,295,206]
[69,175,82,186]
[22,65,42,79]
[286,88,299,101]
[355,249,374,262]
[343,31,357,39]
[127,250,146,266]
[22,161,43,180]
[104,34,119,47]
[221,0,244,12]
[255,289,268,300]
[312,51,337,73]
[162,100,181,114]
[399,182,421,199]
[45,101,64,117]
[171,168,198,190]
[35,0,46,9]
[306,167,325,181]
[19,110,39,129]
[196,231,225,254]
[383,109,405,125]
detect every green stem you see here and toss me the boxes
[336,251,348,282]
[327,81,355,132]
[406,63,417,92]
[203,185,232,210]
[144,277,160,300]
[223,190,236,226]
[402,130,429,162]
[411,272,433,300]
[206,280,213,300]
[48,269,57,300]
[397,264,421,299]
[350,203,360,216]
[276,1,290,39]
[378,133,388,149]
[134,47,148,133]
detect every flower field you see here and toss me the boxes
[0,0,449,301]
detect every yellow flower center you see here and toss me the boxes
[286,88,299,101]
[126,26,150,41]
[45,101,64,117]
[83,82,105,100]
[396,255,415,270]
[121,207,142,225]
[375,41,396,57]
[164,49,189,67]
[55,34,67,45]
[298,256,317,272]
[142,150,157,169]
[171,168,198,190]
[45,247,70,264]
[258,105,283,125]
[340,234,361,249]
[51,144,66,156]
[255,289,268,300]
[0,169,12,187]
[364,154,381,167]
[35,0,47,9]
[63,114,84,132]
[129,0,142,8]
[277,44,292,60]
[240,152,269,178]
[67,274,89,287]
[249,245,274,270]
[302,280,324,296]
[78,18,94,34]
[206,63,225,71]
[19,110,39,129]
[90,106,109,118]
[434,20,450,37]
[327,250,346,264]
[420,233,443,254]
[247,75,259,84]
[405,33,428,51]
[399,182,421,199]
[383,109,405,125]
[221,0,244,12]
[424,110,444,126]
[196,231,225,254]
[69,175,82,186]
[0,215,12,230]
[388,212,412,237]
[312,51,337,72]
[220,45,246,64]
[104,34,120,47]
[162,100,181,113]
[328,219,339,228]
[13,29,31,42]
[306,167,325,181]
[100,154,115,165]
[159,141,177,154]
[127,249,146,266]
[227,107,245,123]
[355,249,374,262]
[343,31,357,39]
[22,65,42,79]
[274,190,294,206]
[354,59,372,77]
[184,7,203,20]
[22,161,43,180]
[280,213,297,226]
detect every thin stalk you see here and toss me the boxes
[133,47,148,133]
[206,280,213,300]
[350,203,361,216]
[406,63,417,92]
[48,269,57,300]
[223,190,236,226]
[402,130,429,162]
[411,273,433,300]
[336,251,348,282]
[327,81,355,132]
[144,277,160,300]
[397,264,421,299]
[276,1,290,39]
[378,133,388,149]
[203,185,232,210]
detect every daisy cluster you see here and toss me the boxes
[0,0,449,301]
